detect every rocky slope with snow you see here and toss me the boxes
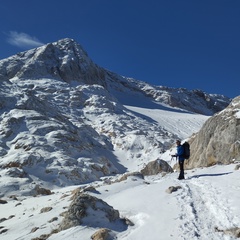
[0,38,232,196]
[0,38,230,115]
[186,95,240,169]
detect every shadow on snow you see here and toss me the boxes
[188,172,233,179]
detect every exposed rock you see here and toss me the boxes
[235,164,240,170]
[9,195,18,200]
[166,186,182,194]
[3,161,22,168]
[186,96,240,169]
[31,185,52,196]
[215,226,240,238]
[31,234,50,240]
[0,218,7,223]
[82,186,97,192]
[40,207,53,213]
[118,172,144,182]
[6,168,26,178]
[31,227,39,233]
[91,228,111,240]
[59,190,128,232]
[141,159,173,176]
[48,217,58,223]
[0,229,8,234]
[123,217,135,226]
[144,87,231,115]
[0,199,7,204]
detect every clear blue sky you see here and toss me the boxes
[1,0,239,98]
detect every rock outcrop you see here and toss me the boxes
[140,159,173,176]
[186,96,240,168]
[59,191,128,232]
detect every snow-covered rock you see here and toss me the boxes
[0,38,106,86]
[59,191,128,232]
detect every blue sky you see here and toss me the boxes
[1,0,239,98]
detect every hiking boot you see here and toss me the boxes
[178,177,185,180]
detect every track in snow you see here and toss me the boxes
[175,177,239,240]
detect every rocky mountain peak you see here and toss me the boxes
[0,38,106,85]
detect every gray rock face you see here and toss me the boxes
[186,96,240,168]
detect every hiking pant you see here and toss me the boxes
[178,160,184,179]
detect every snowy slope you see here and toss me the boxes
[0,38,238,239]
[0,99,239,240]
[1,163,239,240]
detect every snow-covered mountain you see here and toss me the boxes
[0,38,231,194]
[0,38,239,240]
[0,38,230,115]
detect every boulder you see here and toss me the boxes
[141,159,173,176]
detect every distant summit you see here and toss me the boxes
[0,38,106,86]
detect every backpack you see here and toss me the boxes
[182,142,190,159]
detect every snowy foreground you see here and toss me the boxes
[0,99,239,240]
[1,163,239,240]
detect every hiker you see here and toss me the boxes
[172,140,185,180]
